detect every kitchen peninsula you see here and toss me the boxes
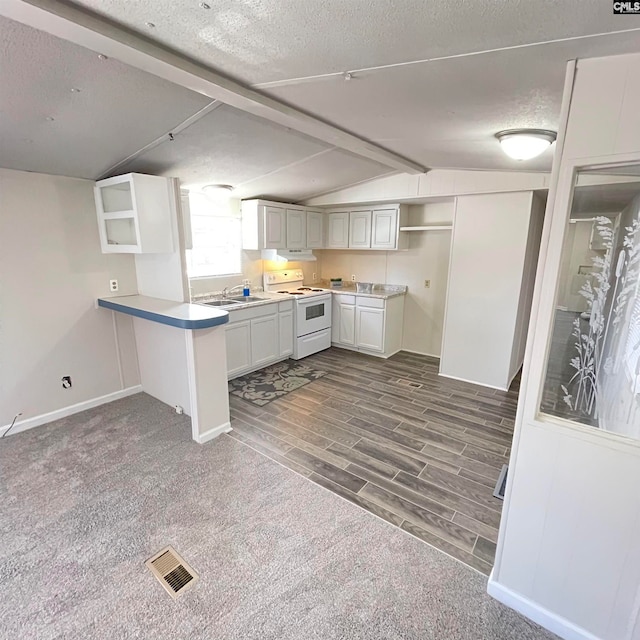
[98,295,231,444]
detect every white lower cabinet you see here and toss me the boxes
[332,294,405,358]
[356,306,385,352]
[279,307,294,357]
[225,300,294,379]
[332,294,356,346]
[225,321,252,378]
[251,315,279,366]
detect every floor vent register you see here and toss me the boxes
[145,546,199,599]
[493,464,508,500]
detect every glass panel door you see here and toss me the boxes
[540,165,640,440]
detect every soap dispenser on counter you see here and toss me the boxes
[242,279,250,297]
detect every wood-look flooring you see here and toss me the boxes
[227,348,518,575]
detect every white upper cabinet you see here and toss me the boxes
[306,210,324,249]
[371,208,399,249]
[241,199,406,252]
[264,206,287,248]
[243,199,324,250]
[94,173,174,254]
[349,210,373,248]
[326,211,349,248]
[323,205,407,251]
[242,201,287,249]
[286,209,307,249]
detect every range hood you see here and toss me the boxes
[261,249,317,262]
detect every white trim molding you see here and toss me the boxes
[0,385,143,438]
[195,422,232,444]
[487,574,601,640]
[438,372,509,392]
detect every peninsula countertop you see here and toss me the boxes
[98,295,229,330]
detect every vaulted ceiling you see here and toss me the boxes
[1,0,639,201]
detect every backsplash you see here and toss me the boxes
[189,251,321,296]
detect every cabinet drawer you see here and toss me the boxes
[356,296,385,309]
[227,302,278,323]
[334,294,356,305]
[278,300,293,312]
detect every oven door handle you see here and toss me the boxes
[297,294,331,306]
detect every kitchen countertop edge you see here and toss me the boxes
[98,295,229,330]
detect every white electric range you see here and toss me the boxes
[263,270,332,359]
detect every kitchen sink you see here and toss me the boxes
[203,299,241,307]
[228,295,263,302]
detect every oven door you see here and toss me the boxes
[295,294,332,336]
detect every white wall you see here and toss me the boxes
[188,253,320,296]
[0,168,140,432]
[318,201,453,357]
[509,193,546,381]
[135,178,189,302]
[440,191,536,390]
[492,54,640,640]
[305,168,550,207]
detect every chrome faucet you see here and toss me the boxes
[221,284,245,299]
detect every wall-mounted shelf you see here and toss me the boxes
[400,225,453,232]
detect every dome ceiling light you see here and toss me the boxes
[495,129,557,161]
[202,184,234,201]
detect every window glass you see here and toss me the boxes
[540,166,640,440]
[186,191,241,278]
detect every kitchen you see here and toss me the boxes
[4,4,639,639]
[87,167,541,573]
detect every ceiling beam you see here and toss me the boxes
[1,0,427,175]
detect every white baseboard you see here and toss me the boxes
[0,386,143,438]
[400,348,441,359]
[487,573,600,640]
[331,343,401,360]
[438,372,509,392]
[195,422,232,444]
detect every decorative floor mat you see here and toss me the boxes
[228,360,327,406]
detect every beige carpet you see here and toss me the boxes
[0,393,556,640]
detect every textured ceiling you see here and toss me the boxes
[117,103,392,198]
[67,0,640,85]
[0,15,211,179]
[265,31,640,172]
[118,104,330,186]
[3,1,640,198]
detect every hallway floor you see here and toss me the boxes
[228,348,517,575]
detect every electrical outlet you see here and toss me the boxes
[424,279,431,288]
[62,376,72,389]
[109,279,119,292]
[351,274,356,281]
[312,272,317,282]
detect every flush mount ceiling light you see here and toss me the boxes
[202,184,234,201]
[495,129,557,161]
